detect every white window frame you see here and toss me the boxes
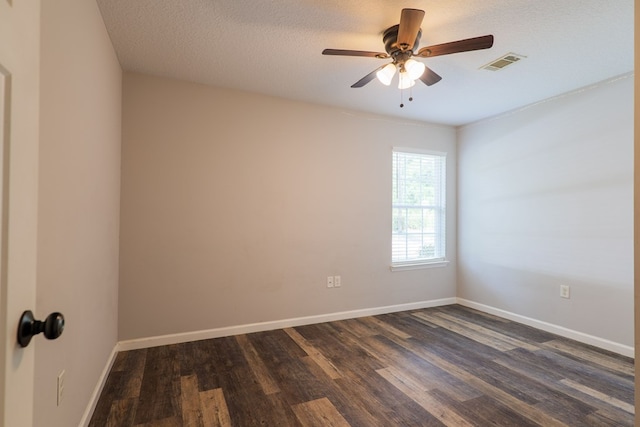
[391,147,448,271]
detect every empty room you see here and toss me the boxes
[2,0,636,426]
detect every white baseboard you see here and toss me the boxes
[117,297,457,351]
[82,298,454,423]
[78,344,119,427]
[83,296,632,424]
[456,298,634,358]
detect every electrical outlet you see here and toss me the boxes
[327,276,334,288]
[334,276,341,287]
[57,370,65,406]
[560,285,570,299]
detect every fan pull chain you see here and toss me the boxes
[400,87,415,108]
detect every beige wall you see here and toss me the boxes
[119,72,457,340]
[458,74,634,348]
[35,1,122,426]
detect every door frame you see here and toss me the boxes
[0,0,40,425]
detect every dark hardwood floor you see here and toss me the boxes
[89,305,634,426]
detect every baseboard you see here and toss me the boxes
[456,298,634,358]
[82,296,631,423]
[117,297,457,351]
[78,344,119,427]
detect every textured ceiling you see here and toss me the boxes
[96,0,634,126]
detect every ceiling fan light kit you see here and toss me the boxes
[398,71,416,90]
[376,63,397,86]
[405,59,426,81]
[322,8,494,107]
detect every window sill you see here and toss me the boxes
[390,260,450,271]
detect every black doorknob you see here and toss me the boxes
[17,310,65,348]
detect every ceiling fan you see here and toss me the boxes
[322,8,494,91]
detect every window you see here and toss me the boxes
[392,149,446,268]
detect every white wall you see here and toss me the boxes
[35,1,121,426]
[119,72,457,341]
[458,74,634,347]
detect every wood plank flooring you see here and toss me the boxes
[89,305,634,426]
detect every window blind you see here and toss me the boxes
[392,149,446,265]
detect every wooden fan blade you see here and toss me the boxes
[419,66,442,86]
[397,9,425,51]
[351,65,385,88]
[322,49,389,59]
[415,35,494,58]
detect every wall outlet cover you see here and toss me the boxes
[327,276,334,288]
[57,370,65,406]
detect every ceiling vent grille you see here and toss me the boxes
[481,53,525,71]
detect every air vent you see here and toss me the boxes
[481,53,526,71]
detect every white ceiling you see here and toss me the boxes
[96,0,634,126]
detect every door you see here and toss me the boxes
[0,1,41,426]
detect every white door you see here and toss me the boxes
[0,1,41,426]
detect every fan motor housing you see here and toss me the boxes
[383,24,422,55]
